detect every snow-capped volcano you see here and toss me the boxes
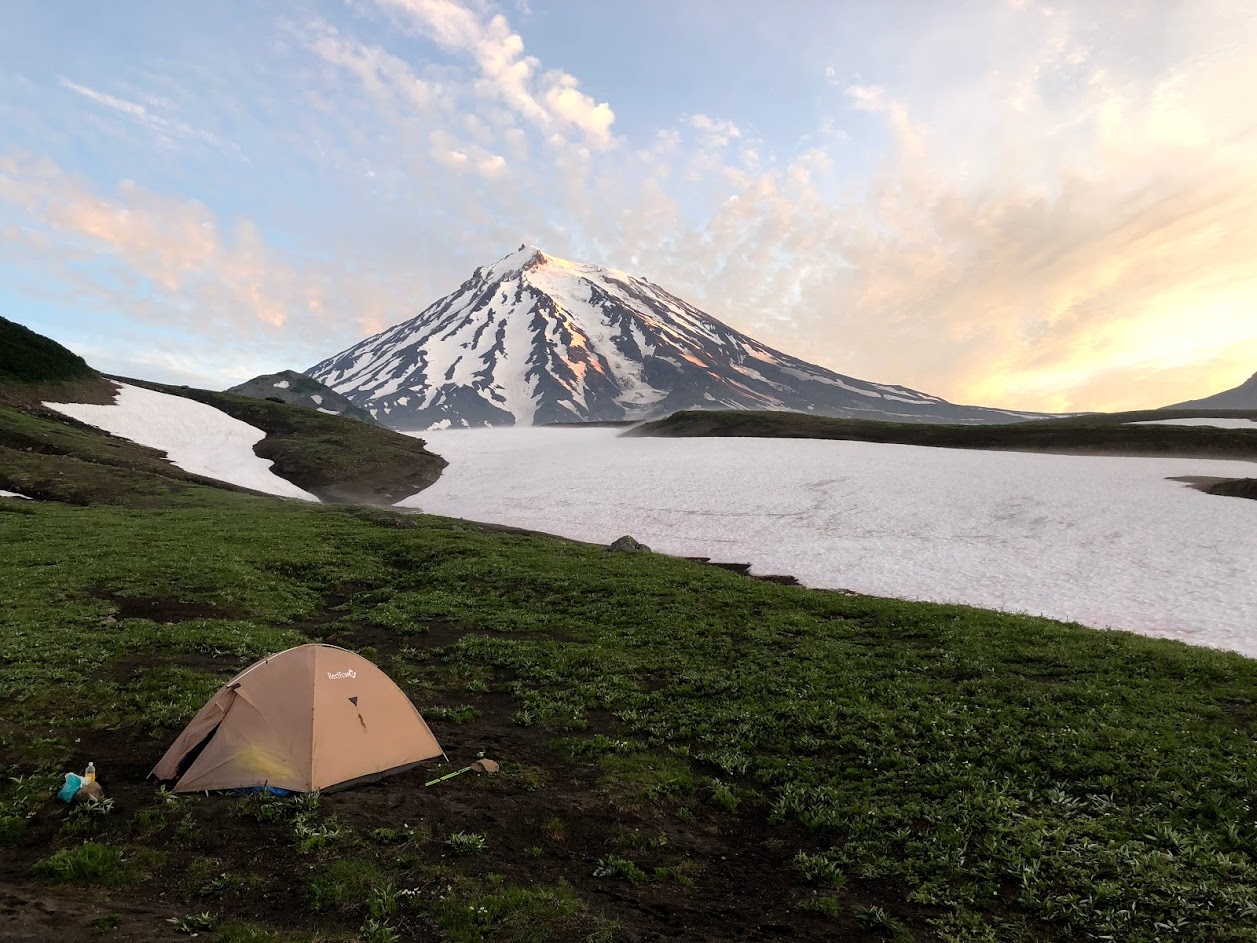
[307,246,1036,430]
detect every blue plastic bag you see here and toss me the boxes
[57,773,83,803]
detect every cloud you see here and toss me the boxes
[59,79,223,148]
[369,0,616,147]
[305,25,433,113]
[687,114,741,149]
[0,153,423,355]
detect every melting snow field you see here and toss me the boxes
[0,489,31,499]
[46,383,317,501]
[1131,417,1257,430]
[401,428,1257,656]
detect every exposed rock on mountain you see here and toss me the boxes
[307,246,1043,430]
[228,370,378,424]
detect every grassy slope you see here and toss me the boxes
[631,409,1257,461]
[117,378,447,504]
[0,377,445,506]
[0,316,96,385]
[3,482,1257,941]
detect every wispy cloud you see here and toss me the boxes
[59,78,224,148]
[0,153,426,357]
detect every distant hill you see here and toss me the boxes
[0,318,445,505]
[0,315,95,384]
[631,408,1257,462]
[227,370,378,424]
[1166,372,1257,409]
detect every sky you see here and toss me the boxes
[1,0,1255,412]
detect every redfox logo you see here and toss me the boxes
[326,670,357,680]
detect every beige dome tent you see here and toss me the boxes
[151,644,444,793]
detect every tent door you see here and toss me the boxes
[173,688,238,781]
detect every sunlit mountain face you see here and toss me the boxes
[307,246,1043,430]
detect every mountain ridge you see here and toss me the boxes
[227,369,378,424]
[307,246,1046,430]
[1166,371,1257,410]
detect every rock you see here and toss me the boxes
[609,535,650,553]
[74,781,104,802]
[471,759,500,774]
[101,616,117,625]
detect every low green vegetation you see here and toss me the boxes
[0,315,96,385]
[32,841,127,885]
[633,407,1257,461]
[3,483,1257,941]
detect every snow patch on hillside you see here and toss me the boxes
[0,489,31,499]
[46,383,317,501]
[1132,418,1257,430]
[399,428,1257,656]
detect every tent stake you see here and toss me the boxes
[425,765,472,787]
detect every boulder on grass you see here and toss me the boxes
[471,759,500,774]
[609,535,650,553]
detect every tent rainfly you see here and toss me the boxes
[151,643,444,793]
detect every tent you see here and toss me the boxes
[151,643,444,793]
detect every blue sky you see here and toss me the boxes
[2,0,1255,410]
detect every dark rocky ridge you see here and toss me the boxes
[227,369,378,424]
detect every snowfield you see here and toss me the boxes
[1131,417,1257,430]
[0,489,31,499]
[46,383,317,501]
[401,428,1257,656]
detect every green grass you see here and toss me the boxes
[4,494,1257,939]
[633,407,1257,461]
[33,841,127,884]
[0,315,95,384]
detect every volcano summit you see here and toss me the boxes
[307,246,1035,430]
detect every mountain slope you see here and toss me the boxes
[0,315,95,385]
[1166,372,1257,410]
[228,370,378,424]
[307,246,1042,430]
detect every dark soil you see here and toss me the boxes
[90,588,244,625]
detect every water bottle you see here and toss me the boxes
[84,762,96,784]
